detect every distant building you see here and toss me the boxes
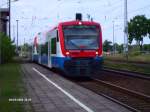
[0,8,9,35]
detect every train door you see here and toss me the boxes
[50,37,57,67]
[38,44,41,64]
[40,41,48,65]
[47,29,57,68]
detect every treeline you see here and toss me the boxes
[103,15,150,54]
[103,40,150,53]
[0,33,15,64]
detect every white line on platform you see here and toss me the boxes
[32,67,94,112]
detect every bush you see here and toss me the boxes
[0,33,15,63]
[130,51,141,56]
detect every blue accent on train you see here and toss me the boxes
[51,56,103,76]
[33,55,39,62]
[41,55,48,65]
[33,54,103,76]
[51,56,71,69]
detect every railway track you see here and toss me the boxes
[69,68,150,112]
[71,78,150,112]
[104,60,150,67]
[94,68,150,96]
[93,78,150,102]
[102,67,150,80]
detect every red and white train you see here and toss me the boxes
[32,15,103,77]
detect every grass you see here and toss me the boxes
[129,54,150,62]
[104,61,150,75]
[104,54,150,75]
[104,54,150,63]
[0,63,25,112]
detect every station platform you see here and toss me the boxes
[22,63,131,112]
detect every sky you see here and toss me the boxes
[1,0,150,45]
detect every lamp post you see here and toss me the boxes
[112,20,120,55]
[124,0,128,60]
[16,19,19,55]
[8,0,19,38]
[8,0,11,38]
[113,21,115,55]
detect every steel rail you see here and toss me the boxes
[93,78,150,102]
[102,67,150,80]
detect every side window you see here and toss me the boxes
[41,42,48,55]
[51,38,56,54]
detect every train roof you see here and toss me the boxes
[58,20,100,26]
[34,20,101,42]
[45,20,101,34]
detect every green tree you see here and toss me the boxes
[103,40,112,52]
[114,43,123,53]
[147,19,150,38]
[128,15,148,50]
[0,33,15,63]
[128,36,133,45]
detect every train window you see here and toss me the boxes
[63,25,100,50]
[41,42,48,55]
[51,38,56,54]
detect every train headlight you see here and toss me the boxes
[96,51,99,55]
[79,21,82,25]
[66,52,70,55]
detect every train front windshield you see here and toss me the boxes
[63,25,100,50]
